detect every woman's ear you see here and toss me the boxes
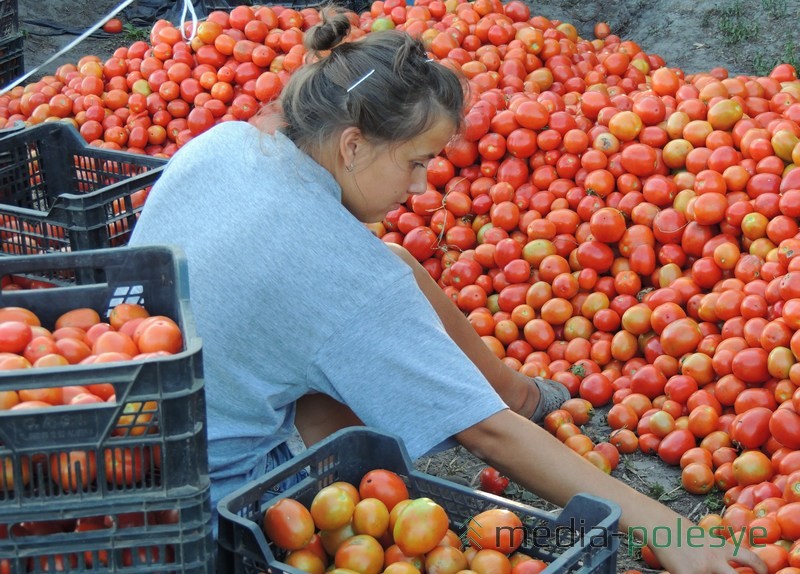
[339,126,362,169]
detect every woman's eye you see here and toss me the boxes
[413,161,427,169]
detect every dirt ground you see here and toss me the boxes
[13,0,800,571]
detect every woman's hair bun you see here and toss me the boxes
[304,7,352,52]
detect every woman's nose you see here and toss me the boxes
[407,171,428,195]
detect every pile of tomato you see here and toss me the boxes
[373,5,800,574]
[3,0,800,570]
[0,5,367,154]
[262,468,549,574]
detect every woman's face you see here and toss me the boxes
[340,117,456,223]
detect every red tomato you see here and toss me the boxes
[263,498,315,551]
[732,450,773,486]
[55,307,101,331]
[49,451,97,492]
[109,303,150,331]
[402,227,439,261]
[784,471,800,503]
[335,534,384,574]
[770,408,800,450]
[578,373,613,407]
[776,502,800,540]
[425,545,468,574]
[359,469,409,512]
[102,18,123,34]
[0,321,32,354]
[136,319,183,354]
[465,508,523,554]
[657,429,696,466]
[393,498,449,556]
[311,485,356,531]
[729,407,773,449]
[478,466,509,495]
[104,446,150,487]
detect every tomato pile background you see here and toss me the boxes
[5,0,800,572]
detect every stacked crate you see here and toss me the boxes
[0,122,167,263]
[0,246,214,573]
[0,0,22,90]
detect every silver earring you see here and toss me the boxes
[346,162,354,172]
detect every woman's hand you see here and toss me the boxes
[640,521,767,574]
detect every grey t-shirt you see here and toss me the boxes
[129,121,507,508]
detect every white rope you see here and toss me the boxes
[180,0,199,43]
[1,0,140,95]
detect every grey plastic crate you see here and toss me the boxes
[0,122,166,257]
[217,428,621,574]
[0,245,213,572]
[0,32,22,90]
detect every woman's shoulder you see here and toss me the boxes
[163,121,259,165]
[195,120,261,147]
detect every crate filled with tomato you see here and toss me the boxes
[0,122,166,257]
[217,427,621,574]
[0,245,213,573]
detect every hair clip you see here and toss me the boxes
[347,69,376,92]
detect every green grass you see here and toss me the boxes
[704,492,724,513]
[122,23,149,43]
[717,0,760,44]
[708,0,799,75]
[761,0,787,17]
[752,40,800,76]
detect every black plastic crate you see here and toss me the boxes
[0,32,22,91]
[0,10,17,39]
[200,0,372,15]
[0,122,166,258]
[0,486,215,573]
[0,0,16,37]
[0,246,209,511]
[217,428,621,574]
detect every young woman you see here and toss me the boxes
[129,11,765,574]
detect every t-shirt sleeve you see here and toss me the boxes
[307,272,508,460]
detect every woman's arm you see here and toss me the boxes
[295,393,363,447]
[456,410,767,574]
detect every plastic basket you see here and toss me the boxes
[0,246,212,571]
[0,10,17,40]
[0,0,16,38]
[0,122,166,258]
[217,428,621,574]
[0,487,215,573]
[200,0,372,15]
[0,0,16,15]
[0,33,22,90]
[0,246,209,509]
